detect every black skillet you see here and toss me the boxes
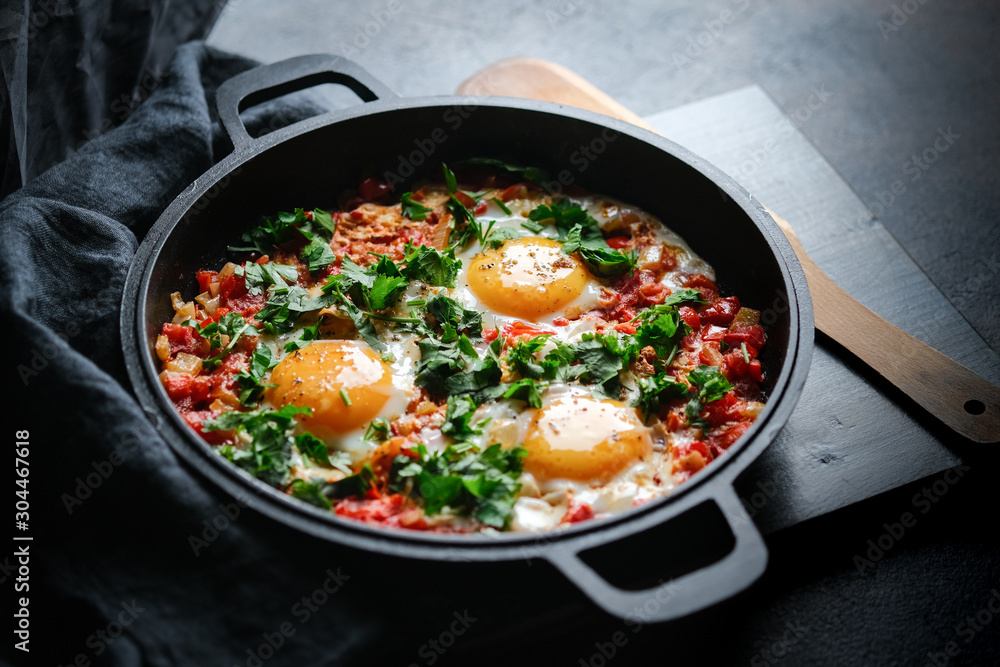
[121,54,813,622]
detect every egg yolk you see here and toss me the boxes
[523,397,651,481]
[467,237,589,319]
[266,340,395,437]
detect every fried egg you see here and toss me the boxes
[264,339,412,464]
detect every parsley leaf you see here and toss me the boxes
[193,312,261,370]
[685,365,733,434]
[289,479,332,510]
[231,208,307,254]
[577,246,638,278]
[301,233,337,272]
[634,372,688,422]
[571,332,639,399]
[441,395,485,440]
[483,226,521,249]
[389,443,527,528]
[233,344,278,405]
[401,192,431,221]
[322,464,378,499]
[368,273,409,310]
[284,321,321,352]
[295,431,332,467]
[364,418,391,442]
[256,286,337,336]
[232,208,337,273]
[237,262,299,296]
[202,405,311,486]
[402,243,461,288]
[528,199,600,237]
[505,335,552,380]
[503,378,548,408]
[427,294,483,339]
[415,335,503,401]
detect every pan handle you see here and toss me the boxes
[216,54,398,151]
[545,485,767,623]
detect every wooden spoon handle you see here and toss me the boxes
[768,213,1000,443]
[458,58,1000,444]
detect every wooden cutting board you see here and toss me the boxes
[457,58,1000,532]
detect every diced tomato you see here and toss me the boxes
[702,392,743,428]
[453,191,476,209]
[161,322,209,357]
[639,281,667,305]
[700,296,741,326]
[162,371,192,402]
[560,500,595,524]
[679,306,700,329]
[219,272,265,315]
[482,328,499,344]
[683,273,719,302]
[607,236,631,250]
[212,306,230,323]
[552,317,570,327]
[334,494,428,530]
[501,321,555,341]
[614,322,637,335]
[701,325,727,342]
[707,422,751,457]
[665,412,685,431]
[162,373,212,409]
[359,177,392,202]
[676,440,712,461]
[722,346,763,383]
[218,271,247,302]
[699,341,724,367]
[499,183,528,201]
[723,349,748,378]
[195,270,217,293]
[723,324,766,351]
[474,200,488,216]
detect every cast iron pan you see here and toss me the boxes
[121,55,813,622]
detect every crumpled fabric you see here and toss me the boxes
[0,0,225,197]
[1,41,527,667]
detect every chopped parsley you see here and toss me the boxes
[233,344,278,405]
[363,418,391,442]
[231,207,338,272]
[441,395,485,440]
[528,199,635,277]
[389,443,527,528]
[186,312,261,370]
[634,372,687,423]
[401,192,431,220]
[502,378,548,408]
[426,294,483,340]
[685,365,734,434]
[289,479,332,510]
[202,405,311,486]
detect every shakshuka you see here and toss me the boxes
[156,160,768,533]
